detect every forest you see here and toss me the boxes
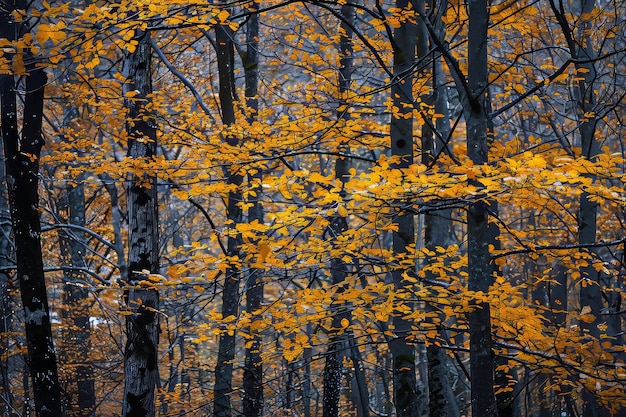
[0,0,625,415]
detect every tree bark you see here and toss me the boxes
[322,4,363,417]
[0,2,64,415]
[58,181,95,417]
[466,0,498,415]
[416,0,459,415]
[0,94,14,417]
[213,12,243,417]
[242,7,264,417]
[122,28,160,417]
[57,82,95,417]
[572,1,608,415]
[389,0,423,415]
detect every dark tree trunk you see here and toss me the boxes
[322,4,362,417]
[417,0,458,415]
[546,0,609,414]
[242,8,264,417]
[58,181,95,417]
[121,29,160,417]
[57,83,95,416]
[348,336,370,417]
[323,341,344,417]
[213,14,243,417]
[389,0,422,415]
[466,0,498,415]
[573,0,608,413]
[0,101,13,417]
[0,2,63,416]
[303,322,313,417]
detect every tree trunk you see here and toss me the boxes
[303,322,313,417]
[58,181,95,417]
[323,341,344,417]
[574,0,608,411]
[100,175,128,282]
[466,0,498,415]
[242,8,264,417]
[546,0,610,414]
[57,86,95,417]
[416,0,458,415]
[0,2,64,415]
[389,0,422,415]
[322,4,361,417]
[348,336,370,417]
[213,13,243,417]
[0,97,13,417]
[122,28,160,417]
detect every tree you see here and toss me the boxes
[389,0,424,415]
[463,0,499,414]
[0,87,13,417]
[56,67,95,417]
[415,0,460,414]
[121,27,160,417]
[321,4,370,416]
[549,0,610,414]
[58,180,95,417]
[242,5,264,417]
[213,6,244,416]
[0,1,63,416]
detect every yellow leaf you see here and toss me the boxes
[217,9,230,22]
[580,314,596,324]
[35,23,66,45]
[258,242,271,261]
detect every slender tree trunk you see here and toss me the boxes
[348,336,370,417]
[242,8,264,416]
[303,322,313,417]
[0,100,13,417]
[547,0,608,414]
[389,0,423,416]
[322,4,363,417]
[0,2,63,415]
[574,0,608,413]
[284,358,295,410]
[243,203,264,417]
[213,11,243,417]
[100,175,128,282]
[57,90,95,417]
[466,0,498,415]
[58,181,95,417]
[121,28,160,417]
[159,326,178,416]
[416,1,459,415]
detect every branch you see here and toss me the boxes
[42,223,118,252]
[187,198,227,255]
[149,37,217,123]
[0,264,109,285]
[416,6,476,113]
[44,266,109,284]
[491,237,626,260]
